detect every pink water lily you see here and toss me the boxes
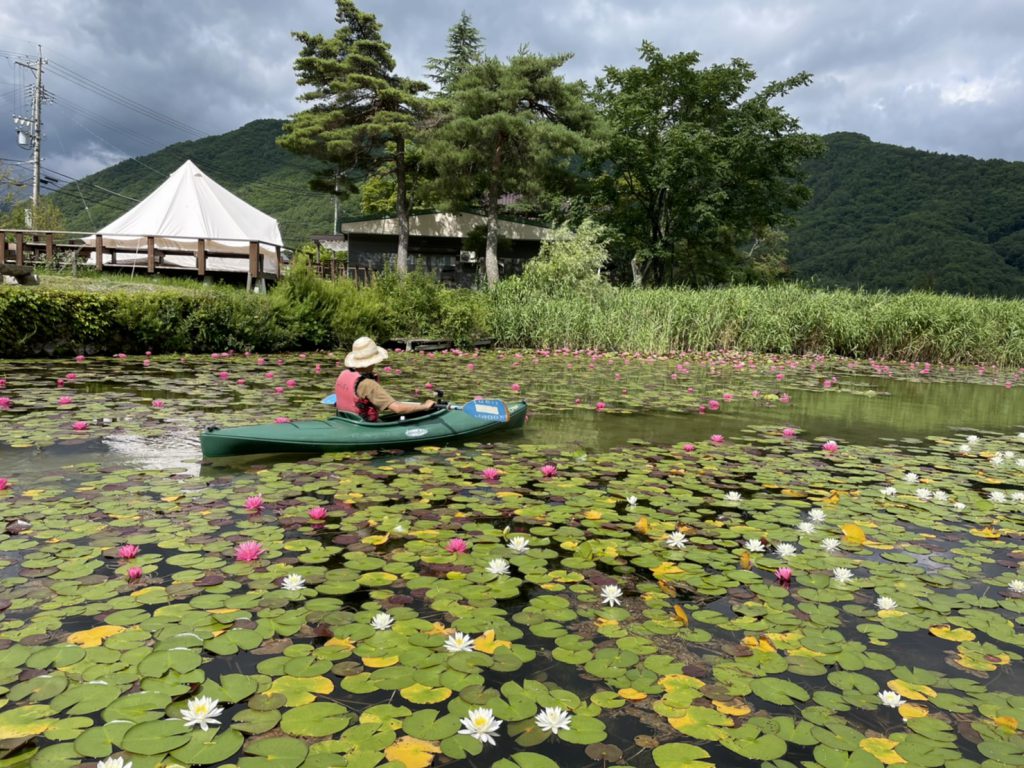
[0,378,6,388]
[74,354,86,362]
[218,371,230,380]
[446,537,468,554]
[775,567,793,586]
[0,397,11,410]
[72,421,88,431]
[482,467,501,481]
[118,544,140,559]
[779,393,791,403]
[315,364,322,374]
[540,464,557,478]
[596,401,606,411]
[511,383,521,393]
[275,387,284,394]
[308,506,327,521]
[682,443,695,452]
[286,379,297,388]
[710,434,724,443]
[127,566,143,581]
[152,400,164,408]
[58,395,73,405]
[822,440,839,453]
[0,478,9,490]
[234,540,265,562]
[708,399,720,411]
[274,417,290,423]
[244,494,264,511]
[782,427,797,437]
[65,373,76,380]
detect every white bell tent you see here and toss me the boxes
[84,160,283,280]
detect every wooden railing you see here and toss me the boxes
[0,228,283,281]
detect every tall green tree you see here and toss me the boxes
[278,0,427,275]
[426,11,485,93]
[425,51,592,287]
[590,43,822,286]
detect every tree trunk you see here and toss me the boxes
[630,255,643,287]
[484,137,504,288]
[395,136,409,277]
[485,185,500,288]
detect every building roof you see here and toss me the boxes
[335,212,553,241]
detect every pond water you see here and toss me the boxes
[1,349,1023,768]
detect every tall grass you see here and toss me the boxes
[489,280,1024,365]
[5,266,1024,364]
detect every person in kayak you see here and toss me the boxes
[335,337,436,421]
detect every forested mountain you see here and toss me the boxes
[44,122,1024,297]
[49,120,348,246]
[787,133,1024,296]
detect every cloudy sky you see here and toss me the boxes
[1,0,1022,193]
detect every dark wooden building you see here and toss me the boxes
[312,212,553,287]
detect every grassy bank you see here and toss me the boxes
[3,267,1024,364]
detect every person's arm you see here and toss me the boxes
[386,399,436,415]
[360,379,434,415]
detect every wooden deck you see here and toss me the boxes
[0,228,283,286]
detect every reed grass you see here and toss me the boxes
[489,281,1024,365]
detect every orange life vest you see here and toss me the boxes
[334,369,380,421]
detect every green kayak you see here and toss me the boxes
[201,400,528,458]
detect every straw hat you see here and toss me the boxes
[345,337,389,369]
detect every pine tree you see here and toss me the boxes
[278,0,427,275]
[425,52,592,287]
[426,11,485,94]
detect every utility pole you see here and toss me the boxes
[12,46,45,220]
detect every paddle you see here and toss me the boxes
[321,393,510,422]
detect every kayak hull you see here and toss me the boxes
[201,401,528,458]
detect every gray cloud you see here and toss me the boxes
[1,0,1022,200]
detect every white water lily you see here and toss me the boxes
[281,573,305,591]
[486,558,511,575]
[832,567,854,584]
[179,696,223,731]
[915,488,932,500]
[97,758,132,768]
[775,543,797,558]
[931,490,948,503]
[881,486,897,497]
[626,495,638,507]
[724,491,742,502]
[821,538,840,553]
[600,584,623,606]
[990,453,1005,466]
[903,472,919,483]
[952,501,966,511]
[534,706,573,734]
[1016,458,1024,468]
[458,707,502,745]
[1012,491,1024,503]
[371,612,394,631]
[876,596,899,611]
[808,508,826,522]
[744,539,766,553]
[878,690,905,708]
[1008,579,1024,594]
[797,521,816,534]
[392,524,406,533]
[958,444,972,454]
[507,535,530,553]
[966,435,980,444]
[990,490,1008,503]
[665,531,688,549]
[444,631,476,653]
